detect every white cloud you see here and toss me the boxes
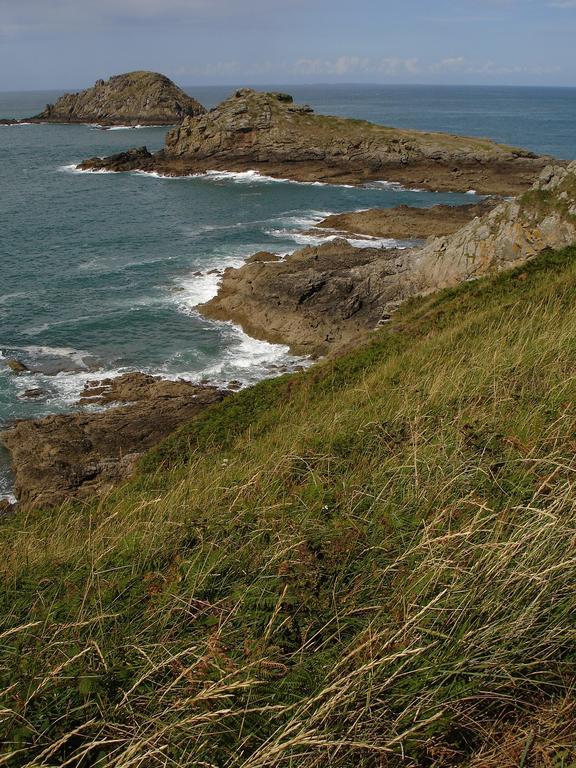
[289,55,560,78]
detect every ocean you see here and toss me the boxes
[1,84,575,500]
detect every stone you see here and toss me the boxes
[0,499,14,517]
[22,389,47,399]
[5,358,28,374]
[309,201,498,241]
[1,373,230,510]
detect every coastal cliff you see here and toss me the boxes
[78,88,550,194]
[31,71,206,126]
[201,162,576,355]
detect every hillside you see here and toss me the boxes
[1,245,575,766]
[78,89,550,193]
[31,71,206,126]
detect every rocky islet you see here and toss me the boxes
[78,88,553,195]
[6,71,206,126]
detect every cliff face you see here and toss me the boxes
[200,162,576,356]
[79,88,550,194]
[413,161,576,292]
[33,71,206,125]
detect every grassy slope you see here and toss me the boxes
[1,247,576,767]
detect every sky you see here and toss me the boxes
[0,0,575,90]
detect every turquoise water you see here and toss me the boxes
[1,85,575,499]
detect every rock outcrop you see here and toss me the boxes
[412,161,576,292]
[78,89,551,194]
[200,240,415,356]
[31,71,205,126]
[310,201,498,240]
[200,163,576,355]
[1,373,229,510]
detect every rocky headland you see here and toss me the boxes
[25,71,206,126]
[200,162,576,356]
[0,373,229,510]
[78,88,551,194]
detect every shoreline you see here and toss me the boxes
[77,154,553,196]
[0,198,488,509]
[4,157,575,511]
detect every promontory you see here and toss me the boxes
[79,88,553,194]
[28,71,206,126]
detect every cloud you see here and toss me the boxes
[289,55,560,78]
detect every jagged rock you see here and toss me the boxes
[5,358,29,374]
[80,146,153,172]
[22,389,47,399]
[200,239,415,356]
[310,201,498,240]
[200,162,576,356]
[30,71,205,126]
[413,161,576,292]
[80,89,552,194]
[1,373,230,510]
[245,251,281,264]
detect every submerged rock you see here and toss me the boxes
[31,71,206,126]
[1,373,230,510]
[80,88,552,194]
[5,358,29,374]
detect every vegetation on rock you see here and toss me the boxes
[33,71,206,125]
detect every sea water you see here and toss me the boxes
[1,84,575,499]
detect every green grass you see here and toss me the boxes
[1,246,576,767]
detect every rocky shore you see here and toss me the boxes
[200,162,576,356]
[78,88,552,195]
[308,200,498,240]
[1,373,229,510]
[8,71,206,126]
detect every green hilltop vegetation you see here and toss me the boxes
[1,246,576,766]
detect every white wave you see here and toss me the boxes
[266,228,405,250]
[466,189,477,195]
[273,210,334,229]
[365,180,426,192]
[89,123,166,130]
[59,163,118,175]
[132,168,355,188]
[17,345,94,370]
[195,324,310,387]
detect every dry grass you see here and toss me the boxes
[1,246,576,766]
